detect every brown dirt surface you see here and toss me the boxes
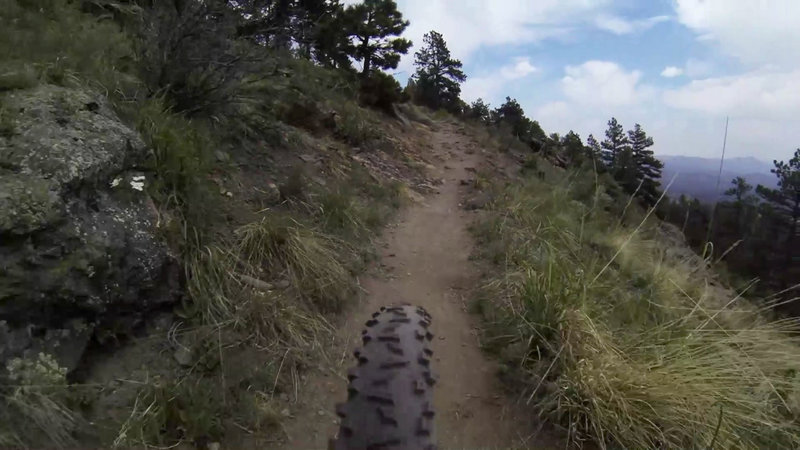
[269,121,562,449]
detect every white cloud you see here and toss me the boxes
[663,69,800,119]
[562,61,649,107]
[684,58,713,78]
[389,0,611,76]
[461,57,539,102]
[594,14,669,35]
[500,57,538,79]
[674,0,800,67]
[528,62,800,160]
[375,0,800,161]
[531,61,656,153]
[397,0,607,57]
[661,66,684,78]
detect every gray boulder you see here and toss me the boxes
[0,85,178,372]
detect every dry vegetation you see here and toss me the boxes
[472,152,800,449]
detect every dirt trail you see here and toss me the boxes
[274,123,544,449]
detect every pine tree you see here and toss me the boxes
[756,149,800,279]
[628,123,663,206]
[413,30,466,113]
[725,176,754,204]
[235,0,294,48]
[600,117,629,170]
[466,98,490,123]
[493,97,530,139]
[561,130,584,164]
[344,0,411,80]
[586,134,602,163]
[309,0,353,69]
[723,176,756,238]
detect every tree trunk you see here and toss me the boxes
[784,196,799,285]
[361,50,371,79]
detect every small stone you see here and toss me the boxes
[281,408,291,417]
[207,443,221,450]
[279,393,290,402]
[214,150,230,162]
[464,192,492,210]
[264,182,281,205]
[317,410,326,417]
[173,346,193,366]
[274,279,291,289]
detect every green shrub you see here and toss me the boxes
[0,353,80,448]
[0,100,17,138]
[359,71,405,113]
[113,376,224,447]
[136,99,217,236]
[335,103,379,145]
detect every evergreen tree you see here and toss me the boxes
[233,0,348,62]
[628,123,663,206]
[722,176,756,239]
[725,176,754,204]
[561,130,584,164]
[413,30,466,113]
[756,149,800,276]
[293,0,328,57]
[466,98,490,123]
[600,117,629,170]
[586,134,602,163]
[491,97,547,151]
[310,0,354,69]
[234,0,294,48]
[344,0,411,79]
[492,97,526,134]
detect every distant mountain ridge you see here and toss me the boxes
[658,155,778,203]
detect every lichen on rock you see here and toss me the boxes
[0,85,177,373]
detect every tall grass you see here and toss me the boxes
[236,216,355,313]
[0,353,81,448]
[473,169,800,449]
[0,0,134,92]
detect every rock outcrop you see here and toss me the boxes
[0,85,178,372]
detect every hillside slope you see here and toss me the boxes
[471,143,800,448]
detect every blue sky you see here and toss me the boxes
[381,0,800,161]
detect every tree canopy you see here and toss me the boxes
[344,0,411,79]
[413,30,466,113]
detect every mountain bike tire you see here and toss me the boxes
[330,304,436,450]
